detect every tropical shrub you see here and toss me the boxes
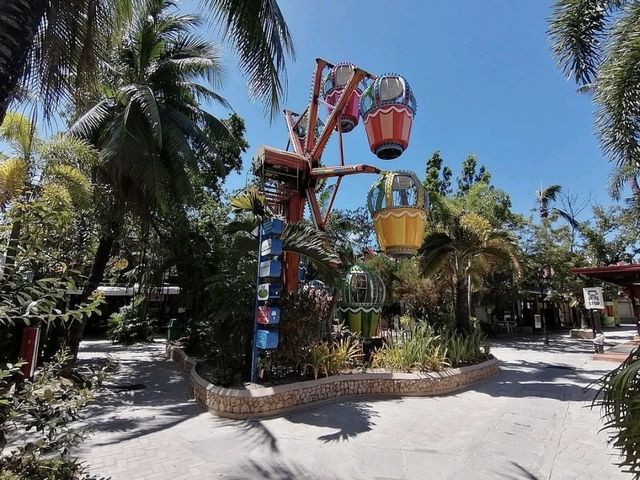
[595,347,640,477]
[267,290,333,372]
[441,327,491,367]
[107,295,154,344]
[0,350,108,480]
[372,324,449,372]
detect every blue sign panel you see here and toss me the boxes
[259,260,282,279]
[261,218,284,237]
[256,329,279,349]
[260,238,283,258]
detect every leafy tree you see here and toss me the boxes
[424,150,452,196]
[419,203,521,332]
[0,0,294,122]
[457,154,490,195]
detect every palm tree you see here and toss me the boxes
[70,0,232,299]
[419,211,521,332]
[549,0,640,200]
[0,112,95,270]
[535,184,562,222]
[0,0,293,122]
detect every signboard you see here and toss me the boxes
[256,329,279,349]
[259,260,282,278]
[257,283,281,301]
[256,306,280,325]
[534,314,542,329]
[260,238,282,258]
[583,287,605,310]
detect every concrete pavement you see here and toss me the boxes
[74,327,636,479]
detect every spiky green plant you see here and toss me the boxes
[594,346,640,477]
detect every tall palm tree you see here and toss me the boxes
[0,0,293,122]
[419,211,521,332]
[70,0,233,300]
[535,184,562,222]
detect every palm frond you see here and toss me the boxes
[201,0,295,117]
[281,222,340,282]
[595,346,640,476]
[549,0,625,85]
[230,187,269,217]
[419,232,456,277]
[0,158,28,207]
[0,112,37,162]
[595,2,640,169]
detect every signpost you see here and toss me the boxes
[583,287,605,353]
[251,218,284,383]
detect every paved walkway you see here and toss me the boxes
[74,327,637,480]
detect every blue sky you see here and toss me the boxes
[187,0,614,220]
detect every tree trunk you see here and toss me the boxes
[64,210,123,370]
[3,219,21,271]
[454,276,471,332]
[0,0,48,123]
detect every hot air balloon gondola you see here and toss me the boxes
[360,74,416,160]
[367,171,428,257]
[337,264,386,338]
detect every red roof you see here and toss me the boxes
[571,264,640,287]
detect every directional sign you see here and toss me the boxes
[257,283,281,301]
[256,329,279,349]
[259,260,282,279]
[261,218,284,237]
[256,306,281,325]
[583,287,605,310]
[260,238,282,258]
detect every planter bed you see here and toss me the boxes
[166,342,499,419]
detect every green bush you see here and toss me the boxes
[372,323,491,371]
[107,295,154,344]
[441,327,491,367]
[0,350,108,480]
[372,324,449,372]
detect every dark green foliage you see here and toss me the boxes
[107,295,154,344]
[264,290,333,374]
[0,350,109,480]
[595,346,640,477]
[457,154,491,195]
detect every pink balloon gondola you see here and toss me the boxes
[360,74,417,160]
[321,63,361,133]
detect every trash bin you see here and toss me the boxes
[167,318,184,342]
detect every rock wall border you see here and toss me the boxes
[166,343,499,419]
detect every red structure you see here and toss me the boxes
[253,59,417,292]
[572,264,640,335]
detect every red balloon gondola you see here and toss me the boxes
[360,75,416,160]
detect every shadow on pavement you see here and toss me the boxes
[284,401,378,442]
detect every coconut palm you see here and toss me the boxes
[0,0,293,122]
[419,210,521,332]
[70,0,234,298]
[549,0,640,200]
[535,184,562,221]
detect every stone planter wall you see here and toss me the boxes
[166,343,499,419]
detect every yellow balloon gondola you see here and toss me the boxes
[367,171,429,257]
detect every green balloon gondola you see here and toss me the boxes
[337,265,386,338]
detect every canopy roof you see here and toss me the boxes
[571,264,640,288]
